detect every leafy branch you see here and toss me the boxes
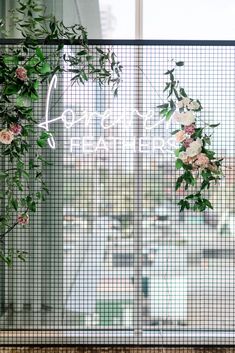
[0,0,122,264]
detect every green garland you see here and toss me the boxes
[0,0,122,265]
[158,61,223,212]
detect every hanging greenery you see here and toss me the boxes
[0,0,122,265]
[158,60,223,212]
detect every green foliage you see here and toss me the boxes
[0,0,122,264]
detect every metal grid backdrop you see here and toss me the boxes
[0,39,235,345]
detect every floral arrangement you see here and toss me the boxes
[158,61,223,212]
[0,0,122,264]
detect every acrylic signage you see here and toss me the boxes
[38,75,177,154]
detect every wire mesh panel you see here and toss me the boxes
[0,41,235,344]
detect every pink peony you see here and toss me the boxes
[195,153,209,167]
[183,138,194,148]
[0,129,14,144]
[10,123,22,136]
[175,130,186,143]
[17,213,29,225]
[184,124,196,135]
[15,67,28,81]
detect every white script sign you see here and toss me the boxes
[38,75,177,153]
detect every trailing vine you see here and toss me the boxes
[158,61,223,212]
[0,0,122,264]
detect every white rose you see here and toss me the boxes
[174,111,195,126]
[182,97,191,107]
[176,100,184,109]
[186,138,203,157]
[188,100,200,111]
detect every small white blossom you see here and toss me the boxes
[176,100,184,109]
[188,100,200,111]
[182,97,191,107]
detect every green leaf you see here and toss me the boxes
[39,62,51,74]
[0,172,7,179]
[179,87,187,97]
[178,199,190,212]
[176,61,184,66]
[175,158,183,169]
[209,123,220,128]
[4,84,20,95]
[35,47,45,60]
[175,175,184,190]
[163,82,170,92]
[16,250,28,262]
[174,149,181,157]
[10,198,18,211]
[204,136,211,145]
[171,129,180,135]
[164,69,174,75]
[29,201,36,212]
[3,55,19,65]
[157,103,169,109]
[16,95,30,107]
[204,150,215,159]
[203,198,213,209]
[165,110,173,121]
[37,139,46,147]
[77,50,87,56]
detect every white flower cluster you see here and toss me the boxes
[176,97,200,111]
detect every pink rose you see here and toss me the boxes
[184,124,196,135]
[175,130,186,143]
[15,67,28,81]
[17,213,29,225]
[195,153,209,167]
[10,123,22,136]
[183,138,194,148]
[0,129,14,144]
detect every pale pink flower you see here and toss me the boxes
[178,152,196,165]
[17,213,29,225]
[0,129,14,144]
[175,130,186,143]
[174,111,195,126]
[183,138,194,148]
[10,123,22,136]
[195,153,209,167]
[173,112,182,122]
[15,67,28,81]
[184,124,196,135]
